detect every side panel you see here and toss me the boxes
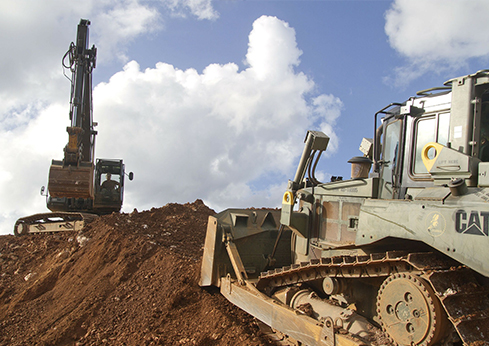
[310,178,378,248]
[320,199,362,245]
[356,191,489,277]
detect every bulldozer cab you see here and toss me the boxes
[374,70,489,200]
[93,159,127,213]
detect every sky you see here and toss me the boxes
[1,0,489,235]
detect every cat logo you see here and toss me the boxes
[455,210,489,236]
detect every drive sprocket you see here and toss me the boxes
[376,273,448,346]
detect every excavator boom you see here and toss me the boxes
[47,19,97,203]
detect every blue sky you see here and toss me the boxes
[1,0,488,234]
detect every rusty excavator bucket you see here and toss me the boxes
[48,160,94,199]
[48,123,94,200]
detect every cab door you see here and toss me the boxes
[379,119,402,199]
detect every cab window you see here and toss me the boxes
[412,112,450,175]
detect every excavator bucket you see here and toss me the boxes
[48,160,94,199]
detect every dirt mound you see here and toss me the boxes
[0,200,273,346]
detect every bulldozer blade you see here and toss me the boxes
[48,160,93,199]
[200,214,222,287]
[200,209,291,287]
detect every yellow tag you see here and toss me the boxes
[282,191,294,205]
[421,142,444,172]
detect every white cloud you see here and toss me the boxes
[0,14,342,234]
[246,16,302,79]
[93,2,161,63]
[0,0,211,119]
[312,94,342,155]
[0,103,67,234]
[162,0,219,20]
[94,15,341,212]
[384,0,489,86]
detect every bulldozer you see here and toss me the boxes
[200,70,489,345]
[14,19,132,236]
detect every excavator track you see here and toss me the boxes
[14,212,98,236]
[256,251,489,345]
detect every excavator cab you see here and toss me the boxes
[93,159,132,214]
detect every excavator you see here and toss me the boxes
[14,19,132,236]
[200,70,489,345]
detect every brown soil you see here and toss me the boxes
[0,200,274,346]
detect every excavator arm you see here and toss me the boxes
[48,19,97,202]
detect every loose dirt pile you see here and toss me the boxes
[0,200,273,346]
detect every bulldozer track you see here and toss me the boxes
[257,251,489,345]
